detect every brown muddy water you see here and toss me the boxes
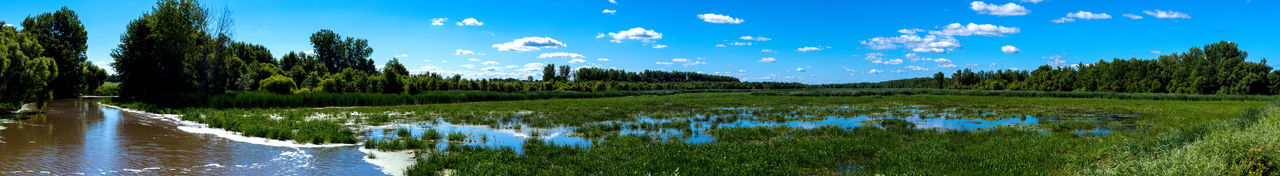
[0,99,386,175]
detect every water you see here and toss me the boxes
[364,105,1124,153]
[0,99,385,175]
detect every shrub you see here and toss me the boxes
[258,74,296,94]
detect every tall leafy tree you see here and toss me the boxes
[21,7,88,98]
[111,0,221,100]
[310,29,375,74]
[0,22,58,111]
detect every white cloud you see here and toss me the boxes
[602,9,616,14]
[656,62,674,65]
[568,59,586,64]
[796,46,828,52]
[672,58,690,62]
[652,44,668,49]
[1122,13,1144,19]
[1149,50,1162,54]
[929,23,1020,37]
[457,18,484,26]
[795,67,806,72]
[604,27,662,43]
[878,59,904,65]
[301,50,315,55]
[518,62,546,72]
[1143,10,1190,19]
[461,64,476,69]
[715,44,727,47]
[739,36,772,41]
[481,67,501,71]
[609,0,616,4]
[697,13,744,24]
[537,52,585,59]
[1001,45,1021,54]
[431,18,448,26]
[455,49,476,55]
[864,53,904,65]
[867,69,884,74]
[861,35,961,53]
[94,60,116,74]
[727,42,753,46]
[939,63,958,68]
[482,61,499,65]
[468,58,480,62]
[970,1,1030,16]
[596,58,610,61]
[758,57,776,63]
[842,67,857,75]
[1019,0,1043,3]
[397,54,409,57]
[1042,55,1067,66]
[492,37,566,52]
[1067,11,1112,20]
[1052,17,1076,23]
[761,49,776,53]
[898,28,924,34]
[906,66,928,71]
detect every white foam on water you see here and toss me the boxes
[359,147,416,176]
[100,103,357,148]
[273,148,315,168]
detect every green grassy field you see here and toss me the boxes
[110,90,1278,175]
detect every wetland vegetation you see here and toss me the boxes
[4,0,1278,175]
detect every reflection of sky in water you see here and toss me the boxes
[361,106,1107,151]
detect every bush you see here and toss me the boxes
[258,74,296,94]
[94,83,121,96]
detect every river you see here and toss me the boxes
[0,98,387,175]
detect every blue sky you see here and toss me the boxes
[2,0,1278,84]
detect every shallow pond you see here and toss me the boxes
[364,105,1134,153]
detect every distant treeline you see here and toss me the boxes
[1,8,109,112]
[103,0,795,104]
[819,41,1280,95]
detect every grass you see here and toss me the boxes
[753,88,1278,101]
[96,89,1279,175]
[393,92,1267,175]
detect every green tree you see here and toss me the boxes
[0,22,58,111]
[258,74,295,94]
[310,29,375,74]
[381,58,407,94]
[80,61,108,94]
[111,0,210,100]
[21,7,88,98]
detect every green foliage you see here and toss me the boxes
[752,88,1276,101]
[80,61,108,94]
[310,29,375,74]
[381,58,406,94]
[574,67,740,82]
[111,0,220,100]
[22,7,88,98]
[93,82,120,96]
[823,42,1278,95]
[257,74,296,94]
[447,132,467,142]
[0,21,58,111]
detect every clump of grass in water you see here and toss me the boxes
[422,128,440,141]
[448,132,467,142]
[397,128,411,138]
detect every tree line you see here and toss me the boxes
[104,0,796,104]
[820,41,1279,95]
[1,7,109,112]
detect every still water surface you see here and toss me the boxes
[0,99,385,175]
